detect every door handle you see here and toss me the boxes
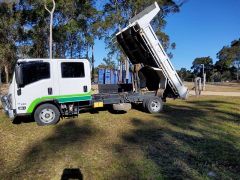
[48,88,53,95]
[83,86,88,92]
[17,88,21,96]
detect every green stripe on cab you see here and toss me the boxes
[27,92,92,113]
[57,95,91,103]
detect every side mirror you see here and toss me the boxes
[15,65,24,88]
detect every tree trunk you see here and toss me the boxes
[4,65,9,84]
[45,0,55,59]
[0,68,2,86]
[86,43,89,59]
[126,59,129,84]
[237,62,239,82]
[70,36,73,58]
[119,61,122,83]
[91,45,94,82]
[62,44,65,58]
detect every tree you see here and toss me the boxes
[191,56,213,81]
[98,57,116,70]
[102,0,184,55]
[18,0,49,58]
[230,39,240,81]
[0,1,18,83]
[17,0,101,60]
[216,38,240,81]
[0,0,185,85]
[177,68,193,81]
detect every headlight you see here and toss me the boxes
[8,94,12,104]
[3,96,8,101]
[7,94,12,109]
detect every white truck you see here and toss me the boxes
[1,2,188,126]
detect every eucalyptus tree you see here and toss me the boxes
[0,1,19,83]
[102,0,183,55]
[18,0,49,58]
[216,39,240,81]
[191,56,213,81]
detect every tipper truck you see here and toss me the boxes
[1,2,188,126]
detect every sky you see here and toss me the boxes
[93,0,240,70]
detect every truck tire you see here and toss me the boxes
[145,97,163,114]
[34,103,60,126]
[142,98,149,110]
[112,103,132,111]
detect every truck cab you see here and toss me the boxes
[2,59,91,123]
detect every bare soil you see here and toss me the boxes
[184,82,240,92]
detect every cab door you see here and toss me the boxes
[57,60,91,103]
[15,60,55,114]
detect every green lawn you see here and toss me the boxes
[0,96,240,179]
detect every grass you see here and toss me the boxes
[184,82,240,92]
[0,96,240,179]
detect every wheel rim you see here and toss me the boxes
[39,108,56,123]
[150,100,161,112]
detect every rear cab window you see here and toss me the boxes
[61,62,85,78]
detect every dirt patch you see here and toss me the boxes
[0,84,9,95]
[189,90,240,96]
[185,82,240,92]
[0,84,9,108]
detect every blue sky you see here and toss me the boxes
[94,0,240,70]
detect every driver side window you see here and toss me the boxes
[22,62,50,86]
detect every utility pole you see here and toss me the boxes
[201,64,206,91]
[44,0,55,59]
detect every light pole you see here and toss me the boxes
[201,64,206,91]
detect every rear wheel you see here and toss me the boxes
[34,103,60,126]
[145,97,163,114]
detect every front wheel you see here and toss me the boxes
[145,97,163,114]
[34,103,60,126]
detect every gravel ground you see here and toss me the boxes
[189,90,240,97]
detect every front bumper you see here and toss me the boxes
[1,95,15,119]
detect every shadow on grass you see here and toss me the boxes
[160,104,204,129]
[80,105,127,115]
[186,99,240,124]
[161,99,240,127]
[116,118,240,179]
[12,115,34,124]
[112,98,240,179]
[186,100,239,107]
[7,120,100,179]
[13,105,128,125]
[61,168,83,180]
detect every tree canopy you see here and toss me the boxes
[188,39,240,82]
[0,0,183,83]
[215,39,240,81]
[102,0,183,57]
[191,56,213,80]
